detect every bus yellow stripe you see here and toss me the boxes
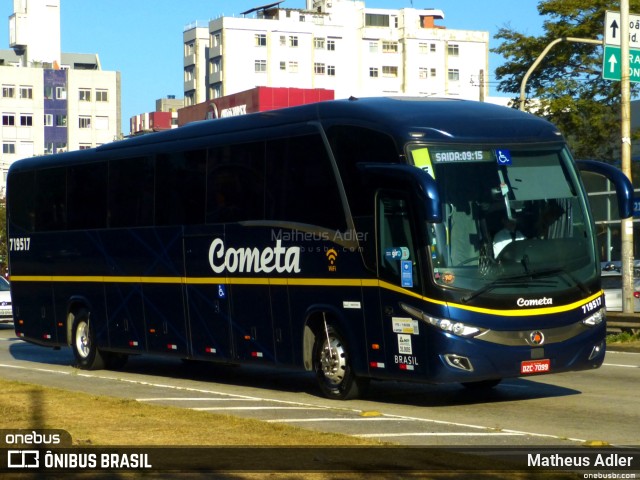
[9,275,601,317]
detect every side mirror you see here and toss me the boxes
[358,163,442,223]
[577,160,634,219]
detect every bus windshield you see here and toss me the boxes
[408,144,597,296]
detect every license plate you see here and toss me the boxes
[520,359,550,374]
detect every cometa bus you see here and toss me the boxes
[6,97,633,399]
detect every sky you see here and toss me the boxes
[0,0,544,134]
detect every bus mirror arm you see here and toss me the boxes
[576,160,634,219]
[357,163,442,223]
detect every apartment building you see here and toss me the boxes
[183,0,489,105]
[0,0,120,194]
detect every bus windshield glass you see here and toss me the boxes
[408,144,597,295]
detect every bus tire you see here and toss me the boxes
[71,310,105,370]
[312,324,367,400]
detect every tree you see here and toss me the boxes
[492,0,640,164]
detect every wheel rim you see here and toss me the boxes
[319,336,347,386]
[75,321,91,359]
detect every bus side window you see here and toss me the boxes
[377,192,420,288]
[108,156,154,228]
[156,150,206,226]
[266,134,346,231]
[206,142,266,223]
[7,170,36,232]
[67,163,108,230]
[34,167,66,232]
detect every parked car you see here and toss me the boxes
[601,262,640,312]
[0,277,12,323]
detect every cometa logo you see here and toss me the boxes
[208,238,301,274]
[326,248,338,272]
[516,297,553,307]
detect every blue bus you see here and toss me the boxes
[6,97,633,399]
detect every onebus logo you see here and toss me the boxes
[208,238,301,274]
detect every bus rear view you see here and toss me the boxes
[6,97,633,399]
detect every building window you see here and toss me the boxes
[2,114,15,126]
[327,39,336,51]
[2,85,15,98]
[430,43,436,53]
[95,117,109,130]
[44,114,53,126]
[314,37,325,49]
[365,13,389,27]
[289,61,298,73]
[369,41,378,53]
[2,143,15,154]
[280,35,286,46]
[79,89,91,101]
[255,60,267,72]
[56,86,66,100]
[448,44,459,56]
[382,41,398,53]
[212,33,221,48]
[280,61,286,71]
[79,116,91,128]
[419,43,429,54]
[448,69,460,81]
[185,42,194,55]
[255,34,267,47]
[20,114,32,126]
[56,142,67,153]
[419,67,428,79]
[56,114,67,127]
[45,142,54,154]
[328,65,336,76]
[369,67,379,78]
[314,63,325,75]
[430,68,437,77]
[289,36,298,47]
[96,90,108,102]
[19,86,33,99]
[44,86,53,99]
[79,144,92,150]
[382,66,398,77]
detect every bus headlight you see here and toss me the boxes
[400,303,485,338]
[583,309,605,327]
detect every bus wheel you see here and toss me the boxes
[313,324,367,400]
[461,379,501,389]
[71,311,105,370]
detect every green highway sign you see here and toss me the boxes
[602,44,640,83]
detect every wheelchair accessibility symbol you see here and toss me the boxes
[496,149,512,165]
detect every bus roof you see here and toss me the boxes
[113,96,562,148]
[10,97,564,171]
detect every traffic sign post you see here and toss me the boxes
[603,10,640,83]
[602,44,640,82]
[604,10,640,48]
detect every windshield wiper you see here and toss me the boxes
[460,275,555,304]
[460,267,589,304]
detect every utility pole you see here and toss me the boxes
[620,0,635,314]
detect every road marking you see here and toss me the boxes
[138,397,254,402]
[356,432,525,438]
[603,363,639,368]
[269,417,415,423]
[0,361,594,444]
[191,406,325,411]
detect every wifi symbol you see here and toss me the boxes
[326,248,338,271]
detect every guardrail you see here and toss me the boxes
[606,312,640,334]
